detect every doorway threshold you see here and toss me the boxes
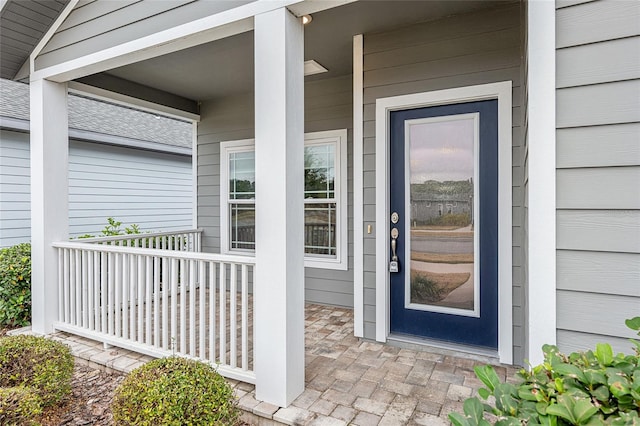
[387,334,502,365]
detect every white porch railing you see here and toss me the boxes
[52,239,255,383]
[75,228,203,252]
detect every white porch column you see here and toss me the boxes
[30,78,69,334]
[254,8,305,406]
[526,1,556,365]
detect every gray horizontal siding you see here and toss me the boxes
[362,3,525,363]
[196,76,354,308]
[555,0,640,353]
[557,250,639,297]
[0,129,193,247]
[555,0,639,49]
[35,0,255,71]
[556,123,640,168]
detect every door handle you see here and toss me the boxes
[390,227,399,261]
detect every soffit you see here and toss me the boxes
[104,0,506,102]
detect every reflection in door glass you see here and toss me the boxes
[408,116,477,313]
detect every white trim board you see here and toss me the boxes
[68,82,200,122]
[374,81,513,365]
[352,34,364,337]
[526,0,556,366]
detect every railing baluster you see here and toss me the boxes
[71,249,78,325]
[189,259,196,356]
[122,253,129,340]
[179,259,186,353]
[130,253,136,341]
[82,250,88,328]
[101,252,107,334]
[63,249,70,323]
[115,253,122,338]
[137,254,144,343]
[87,250,94,331]
[93,251,100,332]
[58,249,64,322]
[153,256,160,348]
[199,260,206,359]
[146,256,152,345]
[209,261,216,364]
[170,258,178,352]
[241,264,248,371]
[230,264,237,369]
[219,263,226,365]
[162,257,169,350]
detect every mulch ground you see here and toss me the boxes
[36,365,125,426]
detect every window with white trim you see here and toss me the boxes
[220,130,348,270]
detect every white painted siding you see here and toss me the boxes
[555,0,640,354]
[0,129,193,247]
[361,4,526,363]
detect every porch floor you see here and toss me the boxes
[48,303,519,425]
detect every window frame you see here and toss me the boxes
[219,129,348,270]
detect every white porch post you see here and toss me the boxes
[253,7,305,406]
[30,78,69,334]
[526,0,556,365]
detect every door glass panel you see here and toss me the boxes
[406,114,479,316]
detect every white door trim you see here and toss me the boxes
[374,81,513,364]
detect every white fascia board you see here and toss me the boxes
[33,0,331,83]
[29,0,80,75]
[68,81,200,122]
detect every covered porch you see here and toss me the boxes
[49,302,517,425]
[26,0,537,410]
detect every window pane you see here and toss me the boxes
[229,151,255,200]
[230,203,255,250]
[304,203,336,256]
[304,144,335,199]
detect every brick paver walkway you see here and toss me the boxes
[42,303,519,425]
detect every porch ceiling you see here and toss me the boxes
[97,0,507,103]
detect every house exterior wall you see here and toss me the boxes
[0,129,193,247]
[361,3,526,363]
[197,75,354,307]
[34,0,255,71]
[554,0,640,354]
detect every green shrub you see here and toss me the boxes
[0,243,32,327]
[450,317,640,426]
[112,356,240,426]
[427,212,471,227]
[0,386,42,425]
[0,335,73,407]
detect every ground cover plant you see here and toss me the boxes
[112,356,240,425]
[0,335,74,425]
[450,317,640,425]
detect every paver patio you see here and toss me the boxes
[46,303,519,425]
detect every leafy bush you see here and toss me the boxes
[0,243,32,327]
[0,386,42,425]
[78,217,141,239]
[112,356,240,426]
[450,318,640,426]
[0,335,73,407]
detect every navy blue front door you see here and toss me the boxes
[389,100,498,349]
